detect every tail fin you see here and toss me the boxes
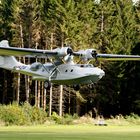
[0,40,23,70]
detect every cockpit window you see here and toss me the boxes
[30,62,42,71]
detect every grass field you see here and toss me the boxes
[0,125,140,140]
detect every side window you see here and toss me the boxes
[65,69,74,72]
[71,69,73,72]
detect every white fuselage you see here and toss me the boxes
[0,56,105,85]
[12,63,105,85]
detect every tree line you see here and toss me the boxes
[0,0,140,117]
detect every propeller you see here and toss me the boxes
[63,46,140,65]
[67,48,73,55]
[91,50,98,61]
[64,47,74,64]
[74,49,98,62]
[73,48,140,62]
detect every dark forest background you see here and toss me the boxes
[0,0,140,117]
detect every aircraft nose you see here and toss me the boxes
[98,69,105,79]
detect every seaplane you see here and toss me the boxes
[0,40,140,89]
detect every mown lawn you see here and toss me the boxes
[0,125,140,140]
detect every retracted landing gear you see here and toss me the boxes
[88,83,95,90]
[44,80,51,90]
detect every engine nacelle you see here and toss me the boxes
[55,47,73,57]
[78,49,97,61]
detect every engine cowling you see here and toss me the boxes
[78,49,97,61]
[56,47,73,57]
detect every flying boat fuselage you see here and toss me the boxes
[11,63,105,85]
[51,64,105,85]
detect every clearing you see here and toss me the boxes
[0,125,140,140]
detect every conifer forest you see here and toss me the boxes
[0,0,140,117]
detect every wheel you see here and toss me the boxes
[44,81,51,90]
[73,85,80,91]
[88,83,95,89]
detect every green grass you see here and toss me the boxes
[0,125,140,140]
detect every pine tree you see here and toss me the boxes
[91,0,138,116]
[0,0,15,104]
[119,1,140,115]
